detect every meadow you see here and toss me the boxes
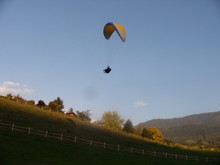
[0,97,219,164]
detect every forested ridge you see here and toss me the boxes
[137,111,220,147]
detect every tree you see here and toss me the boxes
[76,110,91,122]
[54,97,64,112]
[48,97,64,112]
[123,119,134,134]
[101,111,124,131]
[48,101,58,111]
[6,93,13,99]
[148,127,164,142]
[142,127,164,142]
[36,100,46,108]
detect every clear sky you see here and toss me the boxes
[0,0,220,125]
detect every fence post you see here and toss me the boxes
[104,142,106,149]
[45,130,48,137]
[165,153,167,159]
[142,149,144,155]
[206,157,208,162]
[131,148,133,153]
[28,127,31,134]
[118,145,120,152]
[154,151,156,157]
[11,123,14,131]
[186,155,187,160]
[61,134,63,141]
[90,140,92,146]
[74,136,76,143]
[176,154,177,159]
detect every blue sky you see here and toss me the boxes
[0,0,220,125]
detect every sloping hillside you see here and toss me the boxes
[137,111,220,144]
[0,96,176,152]
[1,96,219,164]
[1,129,217,165]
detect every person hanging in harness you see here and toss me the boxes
[103,66,111,74]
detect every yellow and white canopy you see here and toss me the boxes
[103,22,126,42]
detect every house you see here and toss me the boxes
[66,112,77,118]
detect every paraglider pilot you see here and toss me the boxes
[103,66,111,74]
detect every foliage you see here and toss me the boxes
[48,97,64,113]
[54,97,64,112]
[6,93,13,99]
[148,127,164,142]
[76,110,91,122]
[123,119,134,134]
[36,100,46,108]
[48,101,58,111]
[101,111,124,131]
[141,127,164,142]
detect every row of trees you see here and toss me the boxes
[4,94,92,121]
[6,93,65,113]
[100,111,164,142]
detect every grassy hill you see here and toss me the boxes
[0,96,219,164]
[0,96,166,149]
[137,111,220,145]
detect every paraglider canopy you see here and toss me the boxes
[102,22,126,74]
[103,66,111,74]
[103,22,126,42]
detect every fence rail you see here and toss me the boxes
[0,122,219,163]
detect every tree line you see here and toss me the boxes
[3,93,92,122]
[100,111,164,142]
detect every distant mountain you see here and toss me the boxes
[136,111,220,144]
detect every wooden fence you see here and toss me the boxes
[0,122,219,163]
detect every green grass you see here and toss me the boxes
[0,96,219,164]
[0,129,217,165]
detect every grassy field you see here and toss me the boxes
[0,129,217,165]
[0,96,219,164]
